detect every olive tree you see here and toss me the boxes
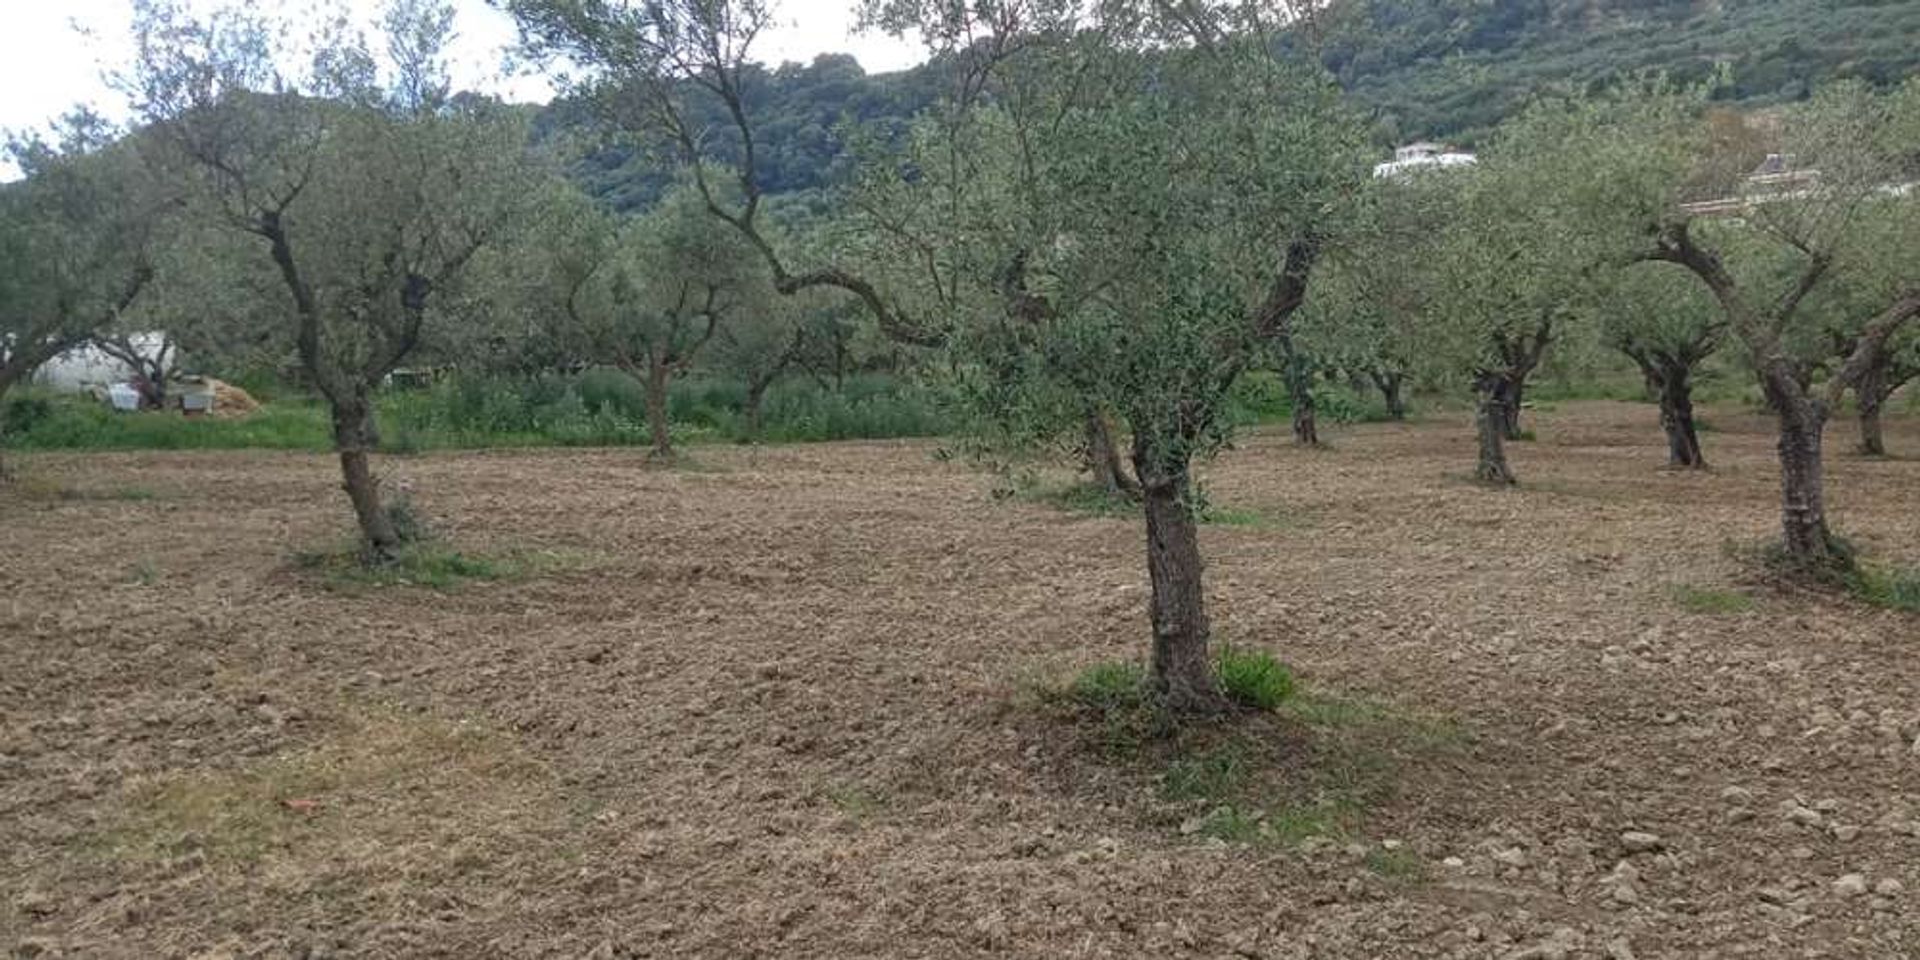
[1601,263,1723,468]
[0,116,165,478]
[1626,80,1920,568]
[509,0,1368,712]
[128,0,542,559]
[544,185,763,457]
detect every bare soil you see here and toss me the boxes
[2,401,1916,960]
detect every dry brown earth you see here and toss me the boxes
[2,400,1916,959]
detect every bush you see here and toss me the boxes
[1217,646,1295,711]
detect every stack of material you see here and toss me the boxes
[208,379,261,419]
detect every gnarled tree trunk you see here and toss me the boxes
[331,393,401,562]
[1501,377,1527,441]
[1282,349,1319,445]
[1473,373,1516,485]
[1370,369,1407,421]
[1770,386,1840,566]
[1084,409,1138,499]
[1857,393,1885,457]
[1637,355,1707,469]
[1132,431,1225,715]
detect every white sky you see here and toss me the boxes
[0,0,926,165]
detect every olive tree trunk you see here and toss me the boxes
[1770,387,1840,565]
[1501,376,1528,441]
[1638,356,1707,469]
[330,393,402,562]
[1473,373,1516,485]
[1084,409,1139,499]
[1857,394,1886,457]
[643,358,673,458]
[1283,350,1318,445]
[743,376,772,441]
[1370,369,1407,421]
[1131,432,1226,715]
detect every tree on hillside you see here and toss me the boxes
[1602,263,1722,468]
[0,116,166,479]
[128,0,542,560]
[544,186,763,457]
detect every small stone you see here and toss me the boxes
[1620,831,1663,853]
[14,891,55,917]
[1783,805,1824,828]
[1720,786,1754,804]
[1381,839,1404,850]
[1610,883,1641,905]
[1834,874,1869,898]
[1813,798,1840,813]
[1874,878,1904,896]
[1494,847,1530,869]
[1832,824,1860,842]
[1606,939,1639,960]
[1726,807,1754,824]
[1789,845,1815,860]
[1442,856,1466,869]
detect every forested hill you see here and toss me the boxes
[1321,0,1920,144]
[543,0,1920,210]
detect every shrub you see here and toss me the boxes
[1217,646,1295,711]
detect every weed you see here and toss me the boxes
[1668,584,1755,614]
[823,784,888,820]
[1161,741,1252,802]
[129,559,160,585]
[295,542,562,591]
[1851,565,1920,613]
[1217,647,1295,711]
[1058,660,1171,755]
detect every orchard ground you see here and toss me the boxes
[2,400,1917,959]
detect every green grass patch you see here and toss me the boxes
[1041,660,1461,853]
[1217,646,1295,711]
[821,784,889,820]
[1668,584,1756,615]
[1851,565,1920,613]
[294,542,577,591]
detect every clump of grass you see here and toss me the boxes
[1217,646,1295,711]
[1668,584,1755,614]
[822,784,888,820]
[1061,661,1171,754]
[294,542,547,591]
[1161,740,1252,802]
[129,559,160,585]
[1851,565,1920,613]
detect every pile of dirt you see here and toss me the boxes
[207,379,260,419]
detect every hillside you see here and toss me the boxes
[1322,0,1920,143]
[546,0,1920,208]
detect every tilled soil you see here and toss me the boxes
[1,400,1916,960]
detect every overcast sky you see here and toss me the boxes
[0,0,926,152]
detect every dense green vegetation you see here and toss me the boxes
[543,0,1920,213]
[1319,0,1920,142]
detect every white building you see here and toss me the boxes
[1372,142,1477,179]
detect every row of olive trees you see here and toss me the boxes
[1336,78,1918,572]
[503,0,1920,706]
